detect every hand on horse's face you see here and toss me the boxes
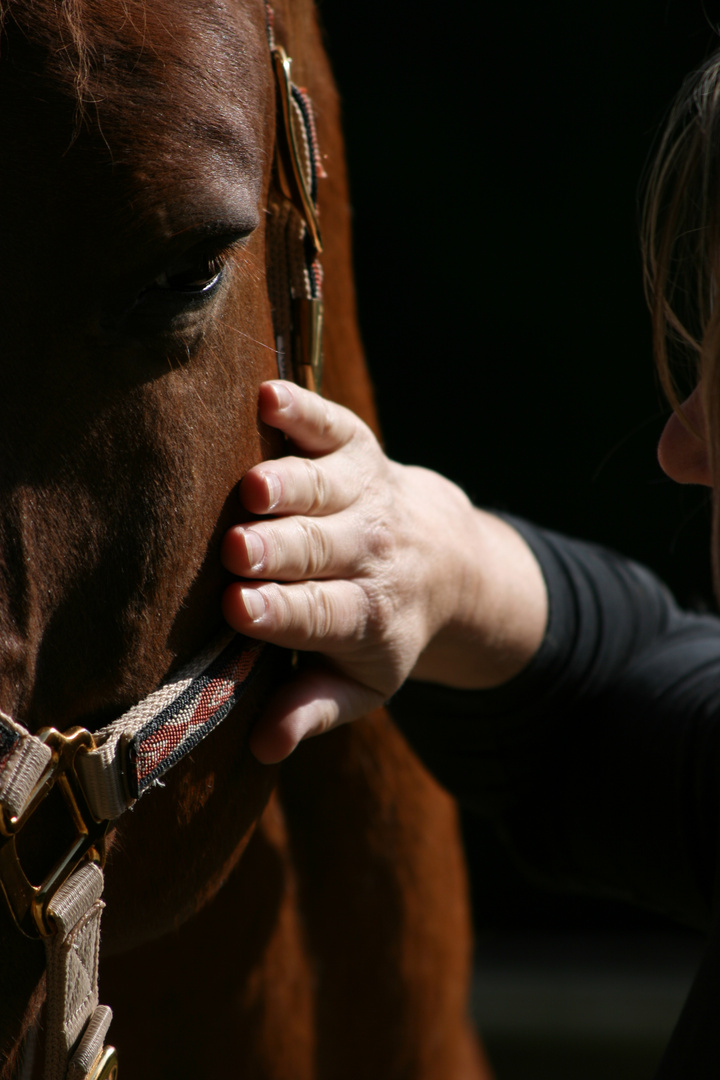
[221,382,548,764]
[221,380,436,762]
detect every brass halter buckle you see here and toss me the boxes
[87,1045,120,1080]
[0,727,110,938]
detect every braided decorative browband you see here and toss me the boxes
[0,9,325,1078]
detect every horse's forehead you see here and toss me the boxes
[0,0,272,234]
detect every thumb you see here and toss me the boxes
[248,663,385,763]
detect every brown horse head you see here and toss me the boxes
[0,0,280,727]
[0,0,300,1065]
[0,4,483,1079]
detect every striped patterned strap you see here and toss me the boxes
[0,632,264,828]
[1,633,264,1080]
[77,632,264,821]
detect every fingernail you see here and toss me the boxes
[263,472,281,510]
[273,382,292,410]
[241,588,266,622]
[242,530,264,570]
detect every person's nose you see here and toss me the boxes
[657,384,713,487]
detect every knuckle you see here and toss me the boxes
[316,398,337,442]
[362,580,396,641]
[299,518,331,576]
[267,583,292,628]
[312,701,337,738]
[304,582,336,640]
[365,519,394,562]
[311,586,335,639]
[271,582,334,644]
[262,524,291,575]
[269,583,306,637]
[301,458,331,514]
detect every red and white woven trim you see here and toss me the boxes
[0,632,264,827]
[0,633,266,1080]
[129,633,262,795]
[77,632,264,821]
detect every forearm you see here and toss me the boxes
[393,521,720,929]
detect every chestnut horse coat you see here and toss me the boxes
[0,1,492,1077]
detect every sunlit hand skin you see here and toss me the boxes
[221,381,548,764]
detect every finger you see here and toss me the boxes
[258,380,363,455]
[221,578,369,652]
[240,448,366,517]
[222,511,361,581]
[248,665,384,763]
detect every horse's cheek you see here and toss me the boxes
[100,655,284,955]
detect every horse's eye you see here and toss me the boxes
[152,253,224,294]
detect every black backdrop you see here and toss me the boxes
[318,2,720,933]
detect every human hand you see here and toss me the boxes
[221,381,547,763]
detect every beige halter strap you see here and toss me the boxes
[1,631,266,1080]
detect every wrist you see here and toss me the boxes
[411,508,548,690]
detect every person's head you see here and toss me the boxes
[643,48,720,581]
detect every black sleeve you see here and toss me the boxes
[389,518,720,931]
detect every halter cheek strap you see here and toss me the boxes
[0,11,325,1078]
[265,0,325,393]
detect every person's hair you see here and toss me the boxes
[642,48,720,587]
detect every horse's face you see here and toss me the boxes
[0,0,278,732]
[0,1,290,976]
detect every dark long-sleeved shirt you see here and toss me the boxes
[389,519,720,1076]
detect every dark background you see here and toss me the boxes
[316,5,720,1075]
[319,0,720,939]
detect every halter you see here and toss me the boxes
[265,2,325,393]
[0,9,325,1078]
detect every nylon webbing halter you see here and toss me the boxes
[0,8,325,1078]
[0,631,264,1080]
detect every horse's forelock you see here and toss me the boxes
[1,0,267,125]
[1,0,139,105]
